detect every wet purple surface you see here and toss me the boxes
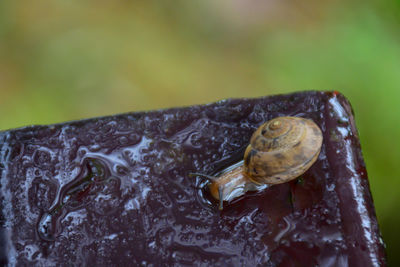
[0,91,386,266]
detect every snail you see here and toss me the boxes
[191,116,323,210]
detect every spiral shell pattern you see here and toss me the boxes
[243,117,323,184]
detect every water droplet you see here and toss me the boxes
[38,213,56,241]
[118,136,128,145]
[34,169,42,177]
[33,149,52,166]
[115,165,129,176]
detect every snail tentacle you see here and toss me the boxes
[189,173,218,182]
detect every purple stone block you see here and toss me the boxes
[0,91,386,266]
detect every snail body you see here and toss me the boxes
[192,116,323,210]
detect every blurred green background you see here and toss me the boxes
[0,0,399,264]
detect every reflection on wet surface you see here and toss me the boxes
[38,158,110,241]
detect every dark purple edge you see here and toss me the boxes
[0,91,386,265]
[324,92,386,266]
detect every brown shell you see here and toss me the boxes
[243,116,323,184]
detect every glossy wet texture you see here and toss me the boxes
[0,91,386,266]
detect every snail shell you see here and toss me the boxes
[191,116,323,210]
[244,116,323,185]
